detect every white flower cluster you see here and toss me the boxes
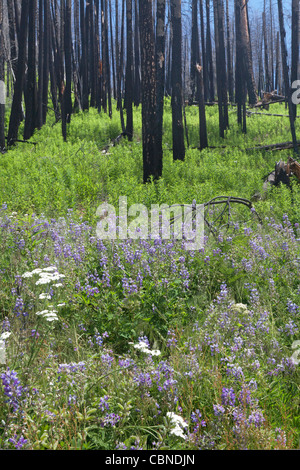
[36,309,59,322]
[0,332,11,365]
[130,340,161,356]
[22,266,65,287]
[291,340,300,365]
[166,412,188,439]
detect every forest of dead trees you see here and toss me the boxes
[0,0,299,182]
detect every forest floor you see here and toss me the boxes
[0,101,299,450]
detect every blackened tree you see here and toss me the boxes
[171,0,185,161]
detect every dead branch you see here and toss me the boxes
[246,140,300,152]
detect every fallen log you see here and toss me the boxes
[246,140,300,152]
[262,157,300,191]
[5,137,38,145]
[247,111,298,118]
[254,91,286,109]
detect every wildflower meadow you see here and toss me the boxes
[0,102,299,451]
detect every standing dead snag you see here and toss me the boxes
[171,0,185,161]
[0,0,5,152]
[155,0,166,179]
[291,0,299,122]
[277,0,299,156]
[125,0,133,141]
[7,0,30,146]
[139,0,161,183]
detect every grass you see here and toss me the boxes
[0,100,299,450]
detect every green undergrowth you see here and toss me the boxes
[0,100,299,224]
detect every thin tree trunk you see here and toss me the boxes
[109,0,116,101]
[226,0,233,102]
[199,0,208,102]
[155,0,165,175]
[189,0,198,103]
[263,1,271,92]
[37,0,44,129]
[275,30,281,93]
[23,0,37,141]
[125,0,133,139]
[133,0,140,106]
[171,0,185,160]
[139,0,161,182]
[80,0,89,110]
[206,0,214,102]
[291,0,299,121]
[64,0,72,124]
[118,0,125,131]
[277,0,299,155]
[104,0,112,117]
[42,0,49,124]
[240,0,257,105]
[0,0,6,151]
[7,0,18,77]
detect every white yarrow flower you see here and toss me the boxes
[0,340,6,364]
[166,412,188,440]
[291,341,300,365]
[36,278,51,285]
[39,293,51,300]
[31,268,43,274]
[0,332,11,340]
[42,266,57,272]
[22,271,34,278]
[150,349,161,356]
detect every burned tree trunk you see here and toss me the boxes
[262,3,271,92]
[213,0,228,137]
[171,0,185,160]
[64,0,72,124]
[189,0,198,103]
[104,0,112,117]
[117,0,125,131]
[42,0,50,124]
[277,0,299,156]
[199,0,208,103]
[80,0,89,110]
[206,0,214,102]
[240,0,258,105]
[109,0,116,101]
[125,0,133,140]
[23,0,37,141]
[225,0,234,102]
[275,31,281,93]
[291,0,299,121]
[155,0,166,176]
[0,0,5,152]
[7,0,18,78]
[133,0,140,107]
[139,0,161,182]
[37,0,44,129]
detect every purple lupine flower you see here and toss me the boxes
[247,410,265,428]
[221,387,236,407]
[287,300,299,315]
[102,413,121,427]
[8,434,28,449]
[1,368,24,412]
[13,297,27,317]
[99,395,109,411]
[213,404,225,417]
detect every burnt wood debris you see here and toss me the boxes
[0,0,298,184]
